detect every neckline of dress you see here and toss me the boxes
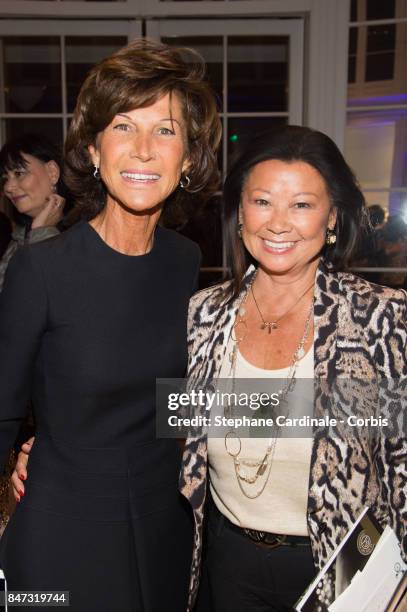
[83,220,161,260]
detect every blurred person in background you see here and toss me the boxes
[0,134,67,293]
[0,134,68,537]
[379,215,407,289]
[350,204,388,281]
[368,203,388,231]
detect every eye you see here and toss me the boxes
[15,169,28,178]
[113,123,132,132]
[254,198,269,207]
[157,126,175,136]
[294,201,311,209]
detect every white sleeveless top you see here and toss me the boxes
[207,339,314,535]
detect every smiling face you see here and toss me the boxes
[240,159,337,278]
[2,154,59,218]
[88,92,190,215]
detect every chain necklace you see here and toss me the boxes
[224,283,314,499]
[251,281,315,333]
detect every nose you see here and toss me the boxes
[266,206,292,234]
[130,132,155,162]
[3,175,16,196]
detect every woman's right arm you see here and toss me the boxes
[0,247,47,472]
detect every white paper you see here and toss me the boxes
[295,507,370,610]
[329,527,406,612]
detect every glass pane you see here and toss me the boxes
[365,25,396,80]
[389,191,407,217]
[367,24,395,52]
[365,51,395,81]
[2,118,63,147]
[348,29,358,83]
[66,37,127,113]
[3,37,61,113]
[350,0,357,21]
[349,28,358,55]
[177,195,223,268]
[228,36,289,113]
[366,0,395,21]
[345,110,407,190]
[348,56,356,83]
[227,117,287,169]
[162,37,223,111]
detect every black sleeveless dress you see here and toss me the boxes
[0,221,200,611]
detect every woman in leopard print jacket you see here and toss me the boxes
[180,126,407,612]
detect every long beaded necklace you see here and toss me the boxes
[224,283,314,499]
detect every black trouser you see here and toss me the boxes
[196,501,317,612]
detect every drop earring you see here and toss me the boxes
[326,228,336,245]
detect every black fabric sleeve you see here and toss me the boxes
[0,247,47,471]
[190,246,202,296]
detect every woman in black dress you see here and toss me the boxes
[0,39,221,611]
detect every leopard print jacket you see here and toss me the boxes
[179,260,407,611]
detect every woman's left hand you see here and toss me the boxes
[10,437,34,501]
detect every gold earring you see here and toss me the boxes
[326,229,336,245]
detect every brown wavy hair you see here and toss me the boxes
[64,38,221,221]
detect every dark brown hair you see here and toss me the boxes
[223,125,367,299]
[64,38,221,220]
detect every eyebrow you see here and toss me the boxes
[250,189,318,197]
[250,188,271,194]
[116,113,181,127]
[293,192,318,197]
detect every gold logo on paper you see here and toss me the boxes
[357,531,374,556]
